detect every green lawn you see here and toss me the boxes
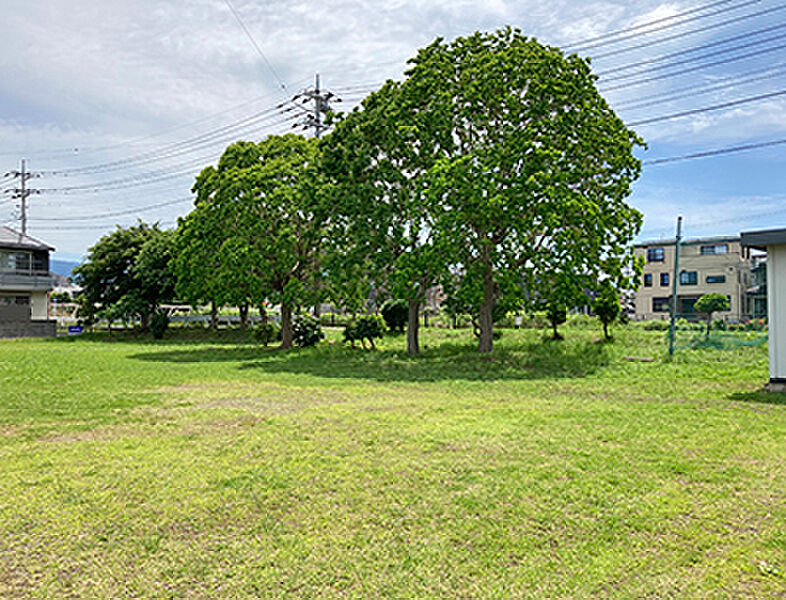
[0,327,784,598]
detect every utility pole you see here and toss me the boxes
[293,74,339,138]
[5,159,40,234]
[20,159,27,234]
[668,215,683,357]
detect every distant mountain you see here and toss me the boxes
[50,259,80,278]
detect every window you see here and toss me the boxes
[653,297,670,312]
[647,247,665,262]
[706,275,726,284]
[643,273,653,287]
[700,244,728,255]
[660,273,669,286]
[680,271,698,285]
[0,251,31,273]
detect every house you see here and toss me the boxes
[632,235,755,322]
[0,226,57,338]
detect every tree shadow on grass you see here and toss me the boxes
[52,329,261,347]
[128,338,613,382]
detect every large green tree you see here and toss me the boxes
[73,222,176,328]
[322,75,455,355]
[423,28,643,352]
[177,135,325,347]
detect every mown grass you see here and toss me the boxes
[0,326,784,598]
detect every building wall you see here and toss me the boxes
[634,238,753,321]
[767,244,786,381]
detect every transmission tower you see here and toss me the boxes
[292,74,340,138]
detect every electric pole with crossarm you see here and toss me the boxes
[4,159,41,234]
[292,74,340,138]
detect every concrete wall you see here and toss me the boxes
[767,244,786,382]
[0,320,56,338]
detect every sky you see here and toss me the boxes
[1,0,785,261]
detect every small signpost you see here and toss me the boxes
[67,325,83,335]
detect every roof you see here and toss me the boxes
[0,226,55,251]
[741,227,786,250]
[634,234,740,248]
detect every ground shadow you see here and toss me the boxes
[128,338,613,383]
[52,329,263,347]
[727,390,786,406]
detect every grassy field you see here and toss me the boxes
[0,326,784,598]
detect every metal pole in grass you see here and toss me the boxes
[668,215,683,356]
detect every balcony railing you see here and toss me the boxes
[0,269,53,291]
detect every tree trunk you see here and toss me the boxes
[423,311,428,328]
[141,313,150,331]
[210,301,218,330]
[478,268,496,353]
[259,305,267,324]
[407,298,420,355]
[239,303,249,330]
[313,303,321,318]
[603,321,609,340]
[280,303,293,349]
[706,316,712,339]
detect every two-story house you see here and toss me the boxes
[0,226,56,337]
[633,235,754,322]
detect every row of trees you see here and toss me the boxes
[74,28,644,353]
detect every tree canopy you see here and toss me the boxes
[421,28,643,351]
[175,134,325,347]
[73,222,176,328]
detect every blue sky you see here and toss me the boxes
[1,0,785,261]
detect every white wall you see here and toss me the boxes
[30,291,49,321]
[767,244,786,381]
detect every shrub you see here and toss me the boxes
[380,299,408,332]
[744,318,767,331]
[642,319,669,331]
[344,315,387,349]
[292,315,324,347]
[712,318,727,331]
[150,312,169,340]
[254,322,281,346]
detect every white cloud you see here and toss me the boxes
[0,0,782,256]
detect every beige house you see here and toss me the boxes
[0,226,56,337]
[633,235,754,322]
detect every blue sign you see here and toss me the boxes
[68,325,83,335]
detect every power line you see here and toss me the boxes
[615,63,786,110]
[0,77,313,159]
[569,0,763,51]
[222,0,286,90]
[30,197,193,222]
[48,106,294,175]
[601,40,786,92]
[599,30,786,82]
[642,137,786,165]
[590,2,786,60]
[627,88,786,126]
[595,21,786,78]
